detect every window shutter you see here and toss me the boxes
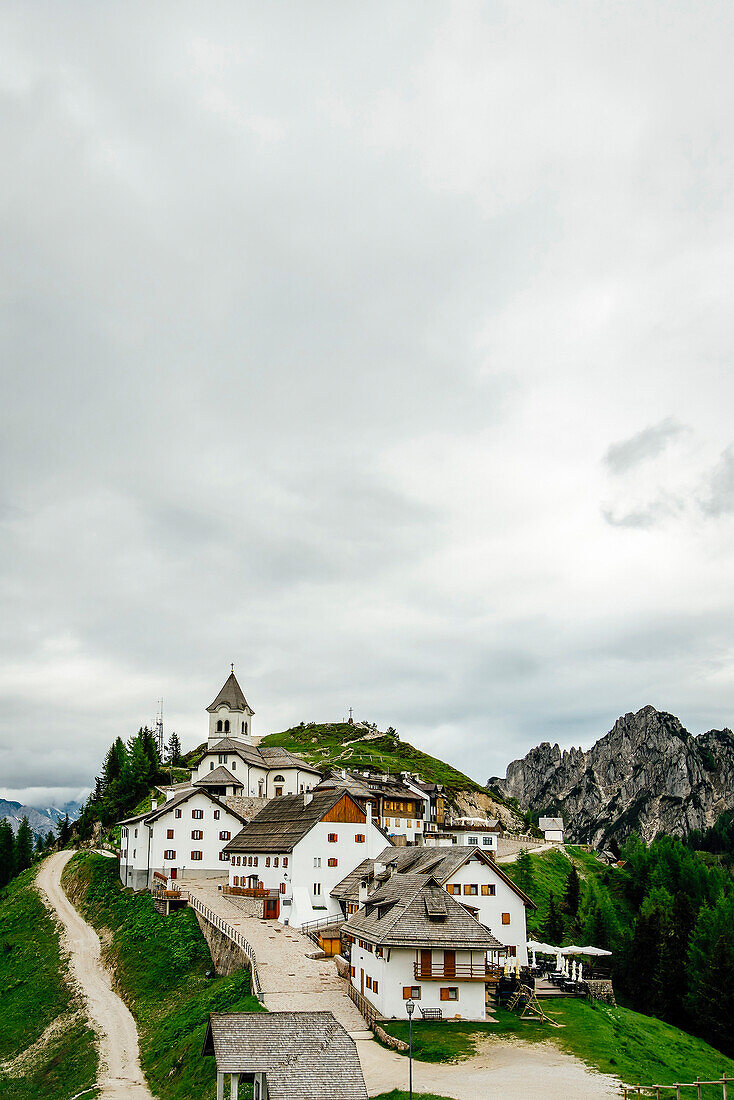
[402,987,412,1000]
[502,912,511,925]
[440,988,450,1001]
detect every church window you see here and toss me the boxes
[231,760,236,770]
[273,774,285,783]
[242,721,245,733]
[217,720,223,732]
[210,761,214,770]
[224,720,230,733]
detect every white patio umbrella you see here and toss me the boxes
[578,946,612,956]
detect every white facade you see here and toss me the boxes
[229,807,389,928]
[442,853,528,965]
[193,750,319,799]
[435,824,499,851]
[539,817,565,843]
[120,791,243,890]
[350,943,488,1020]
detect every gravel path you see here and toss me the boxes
[36,852,153,1100]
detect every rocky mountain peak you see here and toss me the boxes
[496,706,734,846]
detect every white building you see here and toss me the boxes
[332,844,534,965]
[224,789,390,927]
[539,817,564,843]
[119,787,247,891]
[343,874,504,1021]
[429,818,501,852]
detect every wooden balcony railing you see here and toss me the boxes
[223,885,270,898]
[414,962,499,982]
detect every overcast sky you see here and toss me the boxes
[2,2,734,806]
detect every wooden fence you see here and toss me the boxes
[621,1077,731,1098]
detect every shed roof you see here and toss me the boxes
[202,1011,367,1100]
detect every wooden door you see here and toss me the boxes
[170,867,177,880]
[361,968,365,995]
[420,949,432,977]
[444,950,455,977]
[275,786,283,797]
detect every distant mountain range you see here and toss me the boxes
[0,799,84,837]
[494,705,734,848]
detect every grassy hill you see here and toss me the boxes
[63,852,263,1100]
[0,867,98,1100]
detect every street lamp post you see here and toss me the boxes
[406,998,415,1100]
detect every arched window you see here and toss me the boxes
[273,774,285,783]
[217,720,223,732]
[244,721,248,735]
[224,719,230,732]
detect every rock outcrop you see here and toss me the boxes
[496,705,734,846]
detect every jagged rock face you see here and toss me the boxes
[450,789,524,833]
[496,706,734,846]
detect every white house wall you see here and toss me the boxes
[194,753,318,799]
[350,945,487,1020]
[229,814,389,928]
[444,857,528,965]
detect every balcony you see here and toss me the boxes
[414,962,502,982]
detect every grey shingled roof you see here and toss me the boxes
[194,766,241,787]
[224,789,363,854]
[331,844,536,908]
[202,1011,368,1100]
[313,772,376,800]
[207,671,253,714]
[203,738,322,775]
[539,817,564,830]
[343,873,503,949]
[120,787,247,827]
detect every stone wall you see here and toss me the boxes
[374,1025,408,1052]
[334,954,350,980]
[194,912,251,977]
[221,893,264,918]
[585,979,616,1005]
[224,796,270,821]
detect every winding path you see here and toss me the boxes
[36,852,153,1100]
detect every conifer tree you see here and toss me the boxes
[14,817,34,874]
[56,813,72,847]
[543,890,563,944]
[165,731,182,767]
[562,864,581,917]
[0,820,14,888]
[514,848,535,896]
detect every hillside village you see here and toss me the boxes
[106,671,613,1096]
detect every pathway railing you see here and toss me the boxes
[186,892,264,1001]
[347,982,378,1027]
[621,1077,731,1098]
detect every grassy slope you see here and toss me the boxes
[0,865,99,1100]
[382,1001,734,1093]
[258,722,487,795]
[502,844,633,939]
[63,851,263,1100]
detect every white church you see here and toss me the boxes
[118,669,322,889]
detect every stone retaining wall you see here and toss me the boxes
[194,912,251,977]
[374,1025,409,1052]
[334,954,350,980]
[585,979,616,1005]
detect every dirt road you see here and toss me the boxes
[36,851,153,1100]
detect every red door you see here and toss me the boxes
[170,867,177,880]
[263,897,280,920]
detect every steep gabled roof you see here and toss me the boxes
[331,843,536,908]
[343,873,503,949]
[207,671,253,714]
[120,787,248,828]
[224,789,366,854]
[202,1012,367,1100]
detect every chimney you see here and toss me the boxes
[151,799,158,810]
[366,803,372,830]
[341,768,346,779]
[358,879,368,907]
[304,791,313,807]
[165,790,175,802]
[387,860,397,877]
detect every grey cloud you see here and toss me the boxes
[602,496,684,529]
[603,418,686,475]
[700,446,734,516]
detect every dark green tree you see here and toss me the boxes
[165,731,183,767]
[0,820,15,887]
[543,890,564,944]
[514,848,535,897]
[687,893,734,1056]
[14,817,34,874]
[562,864,581,917]
[56,813,72,847]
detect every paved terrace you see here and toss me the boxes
[181,877,368,1034]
